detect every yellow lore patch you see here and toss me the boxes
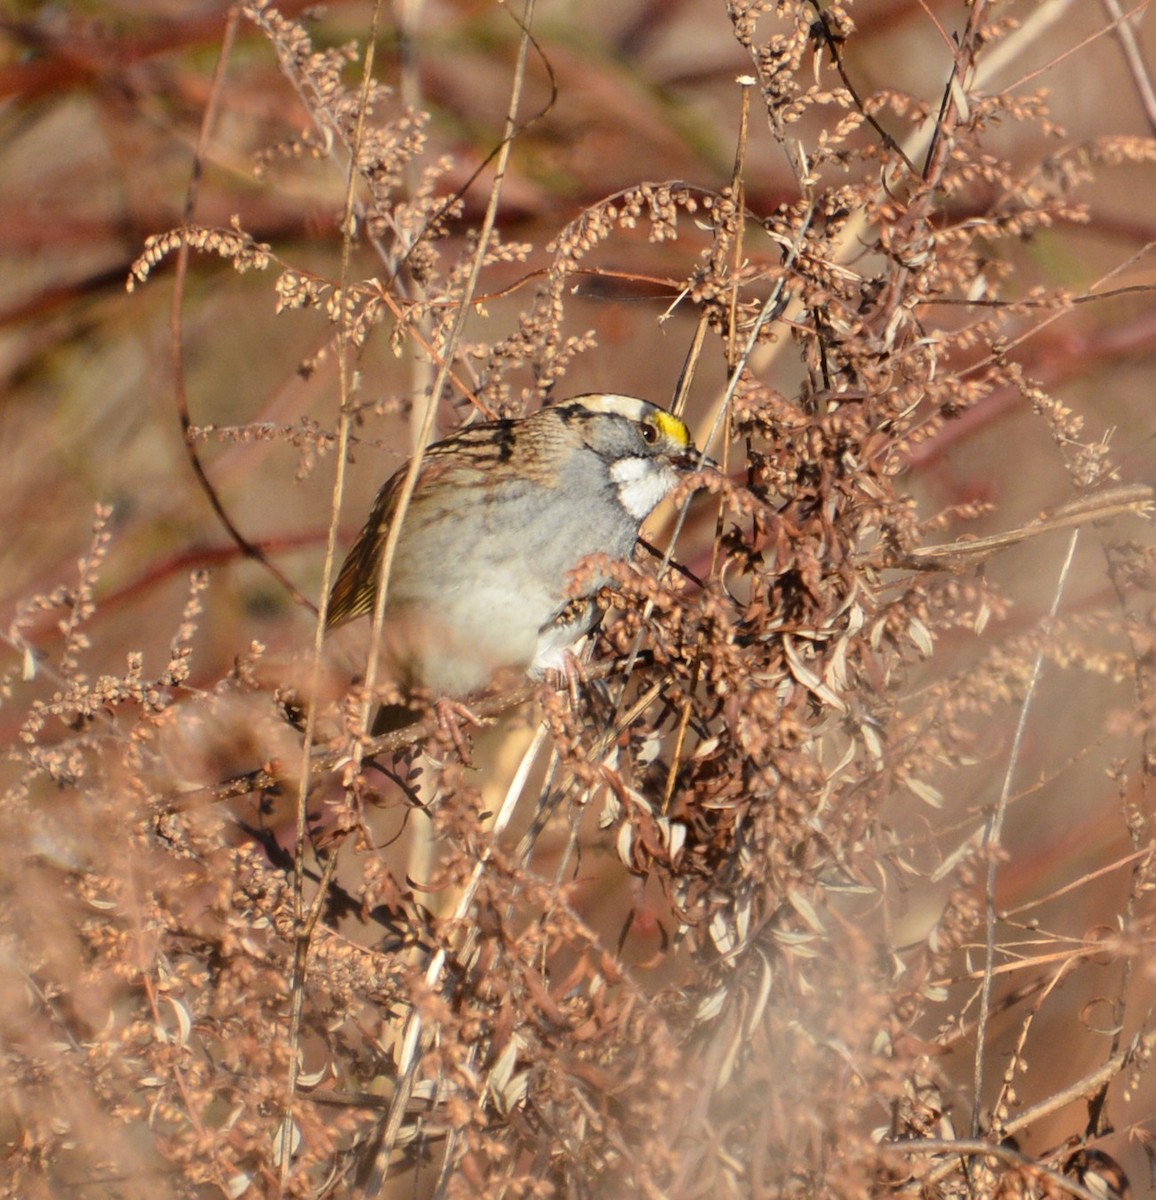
[653,409,692,448]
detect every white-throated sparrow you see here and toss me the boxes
[327,393,703,727]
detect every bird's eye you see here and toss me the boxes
[640,421,658,445]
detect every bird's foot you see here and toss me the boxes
[433,697,483,762]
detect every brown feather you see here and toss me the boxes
[326,469,404,628]
[325,415,564,629]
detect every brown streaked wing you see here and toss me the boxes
[325,414,555,629]
[324,432,483,629]
[325,466,405,629]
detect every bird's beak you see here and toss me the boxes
[675,448,718,473]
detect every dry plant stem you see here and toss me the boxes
[392,0,436,458]
[992,953,1079,1139]
[696,75,792,455]
[1000,1023,1156,1142]
[515,677,666,868]
[650,84,752,815]
[670,312,709,419]
[970,938,1140,984]
[970,530,1081,1149]
[1101,0,1156,132]
[168,8,315,614]
[247,2,400,281]
[743,0,1060,396]
[360,717,545,1197]
[279,1,386,1187]
[359,0,535,733]
[982,0,1081,87]
[661,677,697,815]
[514,740,565,869]
[395,0,425,116]
[1005,0,1152,95]
[894,484,1154,570]
[614,94,815,722]
[928,727,1124,885]
[997,846,1152,918]
[877,0,992,366]
[915,1027,1156,1191]
[932,281,1156,311]
[274,850,342,1183]
[886,1137,1115,1200]
[805,0,916,173]
[1102,523,1156,1065]
[920,0,991,185]
[358,3,539,1192]
[392,0,439,913]
[617,195,816,701]
[904,249,1156,458]
[724,83,752,372]
[463,725,556,1161]
[959,238,1156,380]
[1096,709,1153,1113]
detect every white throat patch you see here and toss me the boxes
[609,456,677,521]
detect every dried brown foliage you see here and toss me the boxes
[2,1,1156,1198]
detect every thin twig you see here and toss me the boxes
[1004,0,1152,97]
[358,2,540,1191]
[168,6,315,614]
[890,484,1154,570]
[970,529,1081,1145]
[884,1135,1124,1200]
[279,1,387,1189]
[1102,0,1156,131]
